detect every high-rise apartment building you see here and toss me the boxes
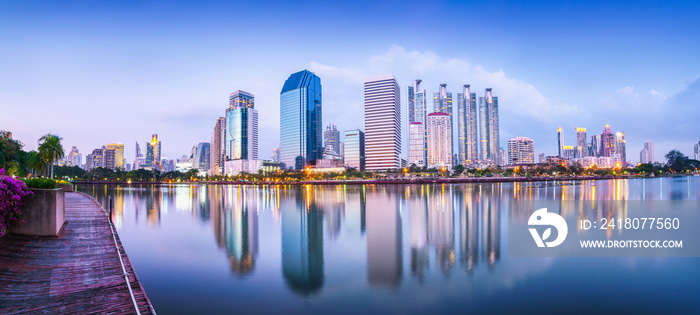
[408,79,427,164]
[557,127,565,157]
[323,123,340,155]
[426,112,452,169]
[226,90,259,162]
[507,137,535,165]
[457,84,478,165]
[615,131,626,166]
[640,149,650,164]
[434,84,453,162]
[575,128,587,158]
[280,70,322,170]
[479,88,500,163]
[408,122,425,167]
[694,141,700,160]
[364,74,401,171]
[643,140,655,163]
[209,117,225,175]
[66,146,81,167]
[105,143,124,170]
[343,129,365,171]
[145,134,161,170]
[600,124,614,157]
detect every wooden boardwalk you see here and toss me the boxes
[0,192,155,314]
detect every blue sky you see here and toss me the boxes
[2,0,699,164]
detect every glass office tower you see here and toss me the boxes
[280,70,322,170]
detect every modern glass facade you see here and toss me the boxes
[280,70,322,170]
[457,84,477,165]
[229,90,254,109]
[478,89,499,163]
[145,134,161,169]
[343,129,365,171]
[323,123,340,155]
[226,107,259,161]
[194,142,210,171]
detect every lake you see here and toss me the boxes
[78,177,700,314]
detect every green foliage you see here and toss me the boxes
[38,133,64,178]
[23,178,57,189]
[54,165,87,179]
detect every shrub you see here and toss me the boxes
[22,178,57,189]
[1,169,33,236]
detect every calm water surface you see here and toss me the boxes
[78,177,700,314]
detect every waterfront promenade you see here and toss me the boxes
[0,192,154,314]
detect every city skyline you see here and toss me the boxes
[2,1,699,164]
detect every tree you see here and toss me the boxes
[38,133,64,178]
[665,149,687,173]
[453,164,465,176]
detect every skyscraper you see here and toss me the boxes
[643,140,655,163]
[134,141,143,170]
[640,148,650,164]
[209,117,225,176]
[590,135,600,157]
[226,90,259,162]
[408,122,425,167]
[600,124,614,157]
[479,88,500,163]
[145,134,161,170]
[457,84,478,165]
[615,131,626,166]
[280,70,322,170]
[575,128,587,158]
[66,146,81,167]
[557,127,565,157]
[193,142,210,171]
[507,137,535,165]
[323,123,340,155]
[426,112,452,169]
[343,130,365,171]
[407,79,426,125]
[694,141,700,160]
[364,74,401,171]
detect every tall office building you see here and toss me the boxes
[209,117,225,176]
[323,124,340,155]
[600,124,614,157]
[193,142,210,171]
[457,84,478,164]
[408,122,425,167]
[575,128,587,158]
[280,70,322,170]
[479,88,500,163]
[103,145,115,170]
[272,148,280,163]
[590,135,600,157]
[694,141,700,160]
[643,140,655,163]
[426,112,452,169]
[145,134,161,170]
[615,131,626,166]
[105,143,124,170]
[364,74,401,171]
[343,130,365,171]
[557,127,565,157]
[507,137,535,165]
[226,90,259,162]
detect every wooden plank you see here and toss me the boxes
[0,192,155,314]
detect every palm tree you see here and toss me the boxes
[38,134,64,179]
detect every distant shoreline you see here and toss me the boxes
[71,175,660,186]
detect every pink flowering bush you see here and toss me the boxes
[0,168,32,237]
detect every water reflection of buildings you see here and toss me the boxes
[281,186,324,296]
[366,186,402,288]
[344,186,366,236]
[210,186,259,276]
[318,186,345,241]
[408,186,428,282]
[428,185,454,276]
[458,184,500,272]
